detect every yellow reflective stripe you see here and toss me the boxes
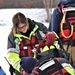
[33,52,37,58]
[14,25,39,40]
[42,46,49,52]
[64,67,75,75]
[14,62,20,72]
[14,34,28,40]
[49,41,58,49]
[7,52,21,72]
[17,65,21,72]
[29,25,38,39]
[53,31,59,39]
[42,41,58,52]
[18,42,20,45]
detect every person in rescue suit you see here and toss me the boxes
[31,57,75,75]
[49,0,75,68]
[7,12,56,75]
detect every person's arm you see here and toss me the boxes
[7,31,21,72]
[35,22,56,46]
[49,8,61,35]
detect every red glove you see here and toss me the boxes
[44,32,55,46]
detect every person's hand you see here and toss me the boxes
[20,57,37,74]
[44,32,55,46]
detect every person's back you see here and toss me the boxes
[49,0,75,68]
[31,57,75,75]
[49,0,75,34]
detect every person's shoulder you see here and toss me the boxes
[52,7,61,15]
[8,30,14,38]
[27,18,46,30]
[28,18,36,26]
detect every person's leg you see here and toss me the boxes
[71,47,75,68]
[63,45,72,62]
[63,45,75,68]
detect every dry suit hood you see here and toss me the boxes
[58,0,75,6]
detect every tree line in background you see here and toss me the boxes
[0,0,59,22]
[0,0,59,8]
[43,0,59,22]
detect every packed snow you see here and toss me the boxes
[0,8,50,75]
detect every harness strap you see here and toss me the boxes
[60,12,74,38]
[22,39,28,56]
[21,36,40,57]
[34,58,69,75]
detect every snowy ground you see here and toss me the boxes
[0,8,50,75]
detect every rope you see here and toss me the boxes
[60,12,73,38]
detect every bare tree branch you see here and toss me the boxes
[43,0,50,22]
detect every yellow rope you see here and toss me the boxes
[53,31,59,39]
[60,12,74,38]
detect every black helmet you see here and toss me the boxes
[32,58,75,75]
[58,0,75,6]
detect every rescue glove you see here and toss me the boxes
[20,57,37,74]
[44,32,55,46]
